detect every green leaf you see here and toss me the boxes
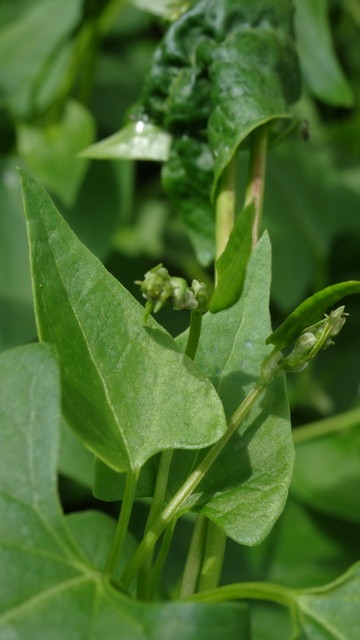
[266,281,360,351]
[0,343,251,639]
[130,0,188,18]
[58,418,94,488]
[17,100,95,207]
[80,121,172,162]
[0,0,82,117]
[209,202,255,313]
[295,561,360,639]
[292,427,360,523]
[176,234,293,545]
[20,170,227,473]
[294,0,354,107]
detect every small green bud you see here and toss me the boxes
[135,264,172,318]
[191,280,209,311]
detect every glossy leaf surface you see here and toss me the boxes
[210,202,255,313]
[0,343,250,639]
[176,234,293,545]
[80,121,171,162]
[21,171,227,473]
[267,281,360,351]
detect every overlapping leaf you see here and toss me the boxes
[0,343,250,639]
[21,171,227,473]
[175,234,294,545]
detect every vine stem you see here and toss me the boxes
[197,520,227,592]
[120,381,266,588]
[179,514,208,597]
[105,469,139,577]
[245,125,268,247]
[215,155,237,264]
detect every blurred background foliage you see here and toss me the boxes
[1,1,360,636]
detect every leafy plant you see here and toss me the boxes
[1,1,360,638]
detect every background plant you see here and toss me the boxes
[1,1,360,639]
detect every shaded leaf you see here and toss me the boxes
[21,170,227,473]
[294,0,354,107]
[210,202,255,313]
[176,234,293,545]
[266,281,360,351]
[292,426,360,523]
[80,121,171,162]
[92,456,157,501]
[17,101,95,206]
[0,343,251,639]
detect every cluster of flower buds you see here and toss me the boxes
[135,264,208,323]
[261,306,348,384]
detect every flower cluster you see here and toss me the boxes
[136,264,208,323]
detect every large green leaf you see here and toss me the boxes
[176,234,293,545]
[21,170,227,473]
[295,562,360,639]
[0,343,251,639]
[294,0,354,107]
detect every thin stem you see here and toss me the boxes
[148,517,178,598]
[245,125,268,248]
[179,514,208,597]
[137,449,174,599]
[215,155,237,264]
[120,381,266,588]
[105,469,138,577]
[293,407,360,444]
[185,311,203,360]
[197,520,227,592]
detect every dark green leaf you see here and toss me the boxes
[162,135,215,265]
[21,170,227,473]
[266,281,360,350]
[210,202,255,313]
[17,101,95,207]
[80,121,172,162]
[92,456,157,501]
[176,234,293,545]
[58,418,94,488]
[294,0,354,107]
[0,343,251,639]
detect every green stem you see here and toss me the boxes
[182,581,296,611]
[148,517,178,599]
[197,520,227,592]
[105,469,138,578]
[179,514,208,597]
[120,381,266,588]
[185,311,203,360]
[293,407,360,444]
[137,449,174,599]
[245,125,268,248]
[215,155,237,264]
